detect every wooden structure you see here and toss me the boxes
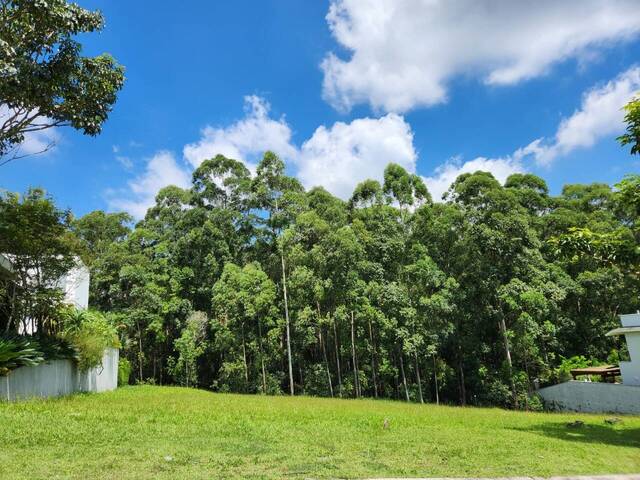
[569,365,620,382]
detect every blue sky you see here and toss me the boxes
[3,0,640,218]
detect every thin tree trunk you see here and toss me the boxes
[394,365,399,400]
[318,312,334,397]
[368,318,378,398]
[241,323,249,387]
[332,316,343,397]
[257,318,267,394]
[299,364,304,393]
[136,319,144,382]
[433,355,440,405]
[414,351,424,404]
[350,310,359,398]
[457,342,466,406]
[399,350,410,402]
[281,252,294,396]
[499,318,518,408]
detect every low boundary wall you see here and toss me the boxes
[538,380,640,414]
[0,348,118,401]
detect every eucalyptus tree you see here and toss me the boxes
[251,151,306,395]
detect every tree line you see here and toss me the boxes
[2,104,640,408]
[57,152,638,408]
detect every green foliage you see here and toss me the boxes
[0,0,125,160]
[618,96,640,155]
[167,311,207,387]
[0,188,76,334]
[9,144,638,408]
[117,357,131,386]
[0,335,43,375]
[555,355,603,383]
[59,309,119,371]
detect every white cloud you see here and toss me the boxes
[296,113,417,199]
[423,156,524,202]
[18,128,59,157]
[108,151,191,219]
[0,104,59,158]
[523,66,640,165]
[183,95,297,170]
[115,155,133,170]
[112,100,419,216]
[322,0,640,112]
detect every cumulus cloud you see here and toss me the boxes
[523,66,640,165]
[108,151,191,219]
[183,95,297,170]
[296,113,417,199]
[422,155,524,202]
[321,0,640,112]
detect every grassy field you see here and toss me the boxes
[0,386,639,479]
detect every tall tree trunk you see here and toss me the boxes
[257,318,267,394]
[499,317,518,408]
[433,355,440,405]
[136,319,144,382]
[241,322,249,387]
[350,311,360,398]
[414,351,424,404]
[457,346,466,406]
[317,305,334,397]
[399,350,410,402]
[281,252,294,395]
[368,318,379,398]
[332,316,343,397]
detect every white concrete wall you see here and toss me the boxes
[538,381,640,414]
[0,348,118,402]
[620,360,640,386]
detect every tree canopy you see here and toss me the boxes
[0,0,125,162]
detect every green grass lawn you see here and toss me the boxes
[0,386,639,479]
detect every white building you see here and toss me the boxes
[606,312,640,386]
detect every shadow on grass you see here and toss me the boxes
[513,422,640,448]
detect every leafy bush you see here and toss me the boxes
[0,336,44,376]
[35,335,77,362]
[167,311,207,387]
[555,355,602,383]
[60,309,120,371]
[118,358,131,386]
[303,364,332,396]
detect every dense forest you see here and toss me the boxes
[3,148,639,409]
[1,0,640,410]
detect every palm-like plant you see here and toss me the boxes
[0,337,44,376]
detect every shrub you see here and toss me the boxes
[118,358,132,386]
[35,335,77,361]
[303,364,332,396]
[167,311,207,387]
[0,336,44,376]
[555,355,602,383]
[60,309,119,371]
